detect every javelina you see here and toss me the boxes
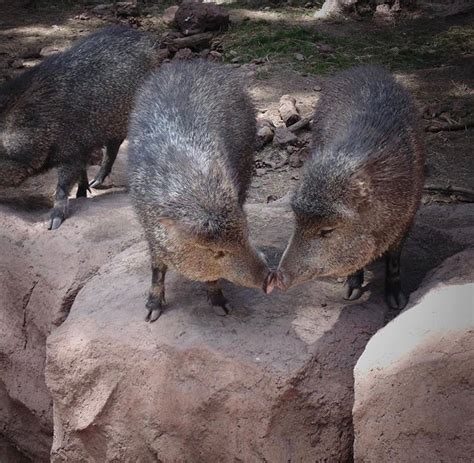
[0,26,163,229]
[271,66,424,309]
[128,60,270,322]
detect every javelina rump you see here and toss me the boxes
[0,27,163,229]
[271,66,424,309]
[128,60,270,322]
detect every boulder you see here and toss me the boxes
[45,201,386,462]
[353,248,474,462]
[44,199,474,461]
[0,189,141,461]
[175,2,230,36]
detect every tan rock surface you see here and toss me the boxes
[353,249,474,462]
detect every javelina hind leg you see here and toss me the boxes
[385,245,408,310]
[146,262,167,322]
[76,169,90,198]
[207,281,232,316]
[48,166,81,230]
[344,269,364,301]
[89,138,123,188]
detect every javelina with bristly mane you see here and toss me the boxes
[0,26,163,229]
[269,66,425,309]
[128,60,270,322]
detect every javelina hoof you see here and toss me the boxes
[207,291,231,316]
[212,304,231,317]
[145,295,164,322]
[48,210,66,230]
[89,173,107,189]
[385,286,408,310]
[344,270,364,301]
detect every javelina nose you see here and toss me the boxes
[263,270,288,293]
[263,272,276,294]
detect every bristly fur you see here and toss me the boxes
[128,60,268,289]
[128,60,256,242]
[280,65,425,283]
[0,26,162,186]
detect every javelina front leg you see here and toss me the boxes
[385,245,408,310]
[344,269,364,301]
[207,281,232,316]
[48,166,81,230]
[76,169,90,198]
[89,138,123,188]
[146,262,167,322]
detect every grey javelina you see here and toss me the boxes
[128,60,270,322]
[271,66,424,309]
[0,26,162,229]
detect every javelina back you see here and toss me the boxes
[0,26,163,229]
[272,66,425,309]
[128,60,270,322]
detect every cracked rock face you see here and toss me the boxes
[0,191,141,462]
[353,249,474,462]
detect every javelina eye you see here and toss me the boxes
[319,227,335,238]
[214,251,225,259]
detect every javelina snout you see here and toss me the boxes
[156,212,270,291]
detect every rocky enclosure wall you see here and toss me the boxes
[1,180,473,460]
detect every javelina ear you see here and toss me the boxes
[157,217,195,240]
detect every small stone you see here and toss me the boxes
[162,5,178,26]
[22,59,41,68]
[294,53,305,61]
[313,85,322,92]
[40,45,61,57]
[274,127,298,147]
[231,57,241,63]
[256,125,274,148]
[208,50,223,61]
[174,48,193,60]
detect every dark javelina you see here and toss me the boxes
[128,60,270,322]
[0,26,162,229]
[272,66,425,309]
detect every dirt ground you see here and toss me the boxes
[0,1,472,206]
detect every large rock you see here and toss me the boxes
[44,199,474,462]
[0,191,140,462]
[175,2,230,36]
[353,248,474,462]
